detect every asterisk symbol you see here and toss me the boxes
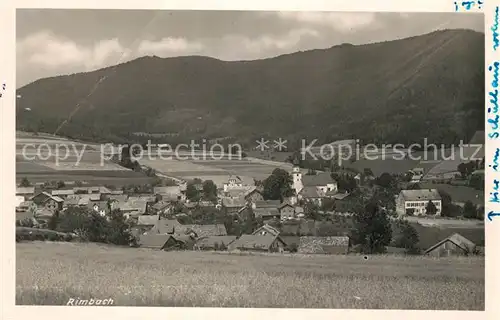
[256,138,269,151]
[273,138,287,151]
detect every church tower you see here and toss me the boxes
[292,166,303,195]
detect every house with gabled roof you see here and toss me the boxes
[16,186,36,200]
[137,214,160,226]
[112,199,147,217]
[229,234,286,253]
[299,186,326,206]
[244,188,264,202]
[424,233,477,257]
[138,234,180,250]
[176,224,228,238]
[396,189,442,216]
[51,189,75,198]
[220,196,247,213]
[279,202,296,220]
[252,224,280,237]
[154,186,186,202]
[195,236,237,250]
[147,219,182,235]
[30,192,64,213]
[151,200,174,214]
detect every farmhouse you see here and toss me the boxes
[223,175,247,192]
[244,189,264,202]
[16,186,35,200]
[298,186,326,206]
[252,224,280,237]
[151,201,173,214]
[138,234,181,250]
[244,200,281,220]
[424,233,476,257]
[112,199,147,216]
[195,236,237,250]
[31,192,64,213]
[279,203,296,220]
[229,234,286,253]
[220,197,246,213]
[51,189,75,198]
[176,224,228,238]
[148,219,181,235]
[298,236,350,254]
[396,189,442,216]
[154,186,186,202]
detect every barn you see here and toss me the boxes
[424,233,476,257]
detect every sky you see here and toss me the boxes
[16,10,484,88]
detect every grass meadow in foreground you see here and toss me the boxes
[16,242,484,309]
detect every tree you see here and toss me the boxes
[19,177,31,187]
[304,201,321,220]
[375,172,394,189]
[469,174,484,190]
[202,180,218,203]
[331,173,357,193]
[457,163,467,178]
[425,201,437,215]
[363,168,374,177]
[239,208,260,235]
[463,201,478,219]
[350,200,392,254]
[262,168,293,201]
[457,161,476,179]
[392,220,420,254]
[56,180,66,189]
[48,211,60,230]
[320,198,336,212]
[406,183,421,190]
[186,181,201,202]
[372,187,396,213]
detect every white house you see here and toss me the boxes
[223,175,248,192]
[396,189,442,216]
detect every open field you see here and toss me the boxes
[17,242,484,309]
[140,154,300,186]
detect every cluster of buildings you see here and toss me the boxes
[135,219,351,254]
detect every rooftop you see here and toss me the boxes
[400,189,441,201]
[16,187,35,195]
[230,234,283,250]
[425,233,476,254]
[302,172,335,187]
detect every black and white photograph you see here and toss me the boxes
[11,6,487,311]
